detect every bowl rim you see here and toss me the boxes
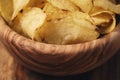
[0,15,120,53]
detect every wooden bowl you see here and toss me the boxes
[0,9,120,76]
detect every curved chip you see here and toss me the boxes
[47,0,79,11]
[43,3,93,22]
[94,0,120,14]
[43,3,70,21]
[36,12,99,44]
[70,0,93,13]
[0,0,29,22]
[11,7,46,40]
[90,7,116,34]
[27,0,47,8]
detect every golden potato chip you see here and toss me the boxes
[94,0,120,14]
[0,0,29,22]
[70,11,94,23]
[43,3,71,21]
[70,0,93,13]
[10,16,24,36]
[43,3,94,23]
[90,7,116,34]
[36,12,99,44]
[27,0,47,8]
[12,7,46,40]
[47,0,79,11]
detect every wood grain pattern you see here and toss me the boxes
[0,41,120,80]
[90,50,120,80]
[0,14,120,76]
[0,41,16,80]
[0,43,93,80]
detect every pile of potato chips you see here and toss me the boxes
[0,0,120,44]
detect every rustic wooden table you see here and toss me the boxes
[0,41,120,80]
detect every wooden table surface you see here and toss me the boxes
[0,40,120,80]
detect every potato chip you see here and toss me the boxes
[37,12,99,44]
[10,16,24,36]
[70,11,94,23]
[94,0,120,14]
[90,7,116,34]
[0,0,29,22]
[70,0,93,13]
[12,7,46,40]
[47,0,79,11]
[43,3,94,23]
[43,3,71,21]
[27,0,47,8]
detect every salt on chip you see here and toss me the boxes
[94,0,120,14]
[90,7,116,34]
[12,7,46,40]
[47,0,79,11]
[0,0,29,22]
[37,11,99,44]
[70,0,93,13]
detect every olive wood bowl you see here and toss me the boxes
[0,12,120,76]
